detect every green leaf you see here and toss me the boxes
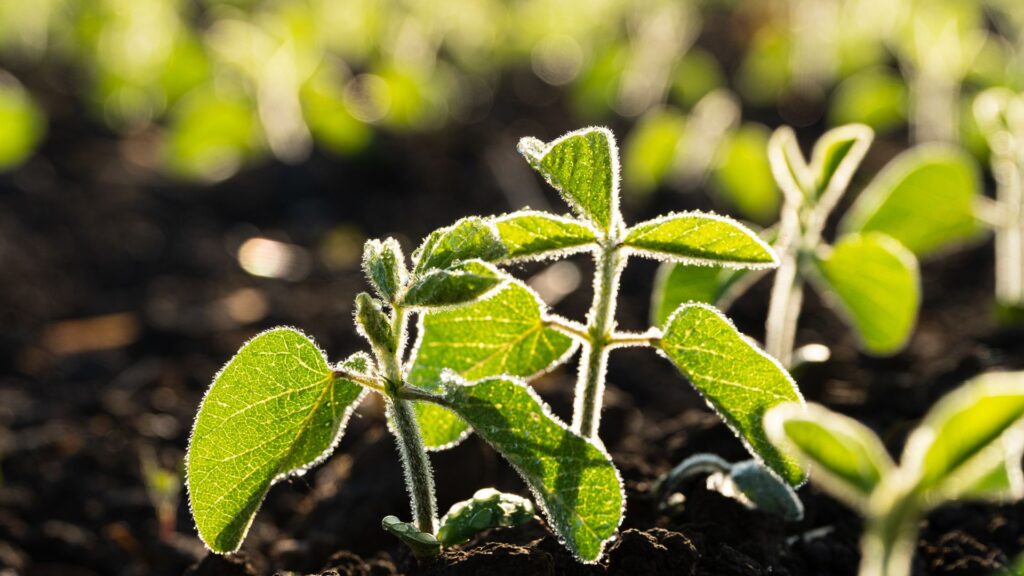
[402,260,505,308]
[712,123,780,224]
[381,515,441,558]
[814,233,920,355]
[0,79,45,173]
[623,109,686,194]
[437,488,536,547]
[187,329,368,553]
[354,293,394,353]
[658,303,805,485]
[902,371,1024,500]
[764,402,895,511]
[408,280,578,449]
[624,212,778,268]
[413,217,506,273]
[493,210,597,262]
[808,123,873,202]
[840,146,983,257]
[518,127,620,232]
[363,238,407,302]
[650,263,731,326]
[441,375,623,562]
[828,68,907,135]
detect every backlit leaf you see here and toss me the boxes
[519,127,619,232]
[624,212,778,268]
[902,371,1024,500]
[808,123,873,202]
[402,260,505,308]
[408,280,578,449]
[493,210,597,262]
[650,263,732,326]
[764,402,895,510]
[187,329,368,552]
[413,217,506,273]
[814,233,920,355]
[840,146,983,257]
[712,123,780,224]
[441,375,624,562]
[436,488,535,546]
[658,303,804,485]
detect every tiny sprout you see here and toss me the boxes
[382,515,441,558]
[651,453,803,522]
[436,488,536,547]
[765,372,1024,576]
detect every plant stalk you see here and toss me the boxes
[765,204,806,368]
[993,148,1024,307]
[573,241,625,439]
[380,306,438,534]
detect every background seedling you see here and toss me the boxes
[654,124,930,367]
[406,126,806,487]
[436,488,535,547]
[186,219,624,563]
[765,372,1024,576]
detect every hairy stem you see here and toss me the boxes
[765,206,805,368]
[909,70,959,144]
[573,242,625,439]
[379,306,438,534]
[992,148,1024,306]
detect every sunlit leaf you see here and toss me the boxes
[658,303,804,485]
[814,233,920,355]
[764,402,895,511]
[840,146,983,257]
[623,109,685,194]
[624,212,777,268]
[187,329,368,552]
[0,79,45,172]
[413,217,506,273]
[650,263,731,326]
[442,375,623,562]
[402,260,505,308]
[712,123,780,224]
[519,127,619,232]
[493,210,597,262]
[408,280,577,449]
[902,371,1024,501]
[828,68,907,135]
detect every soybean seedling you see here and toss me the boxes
[402,126,807,495]
[655,124,926,368]
[765,371,1024,576]
[186,219,624,562]
[827,93,1023,323]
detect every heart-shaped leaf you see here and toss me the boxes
[408,280,578,448]
[187,329,368,553]
[814,233,920,356]
[441,375,624,562]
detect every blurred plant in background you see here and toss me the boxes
[1,0,1023,190]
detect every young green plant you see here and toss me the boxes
[765,371,1024,576]
[655,124,926,368]
[405,126,807,491]
[185,219,624,562]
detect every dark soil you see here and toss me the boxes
[2,73,1023,575]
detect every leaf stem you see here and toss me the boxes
[573,240,626,439]
[765,205,806,368]
[378,306,438,535]
[991,145,1024,306]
